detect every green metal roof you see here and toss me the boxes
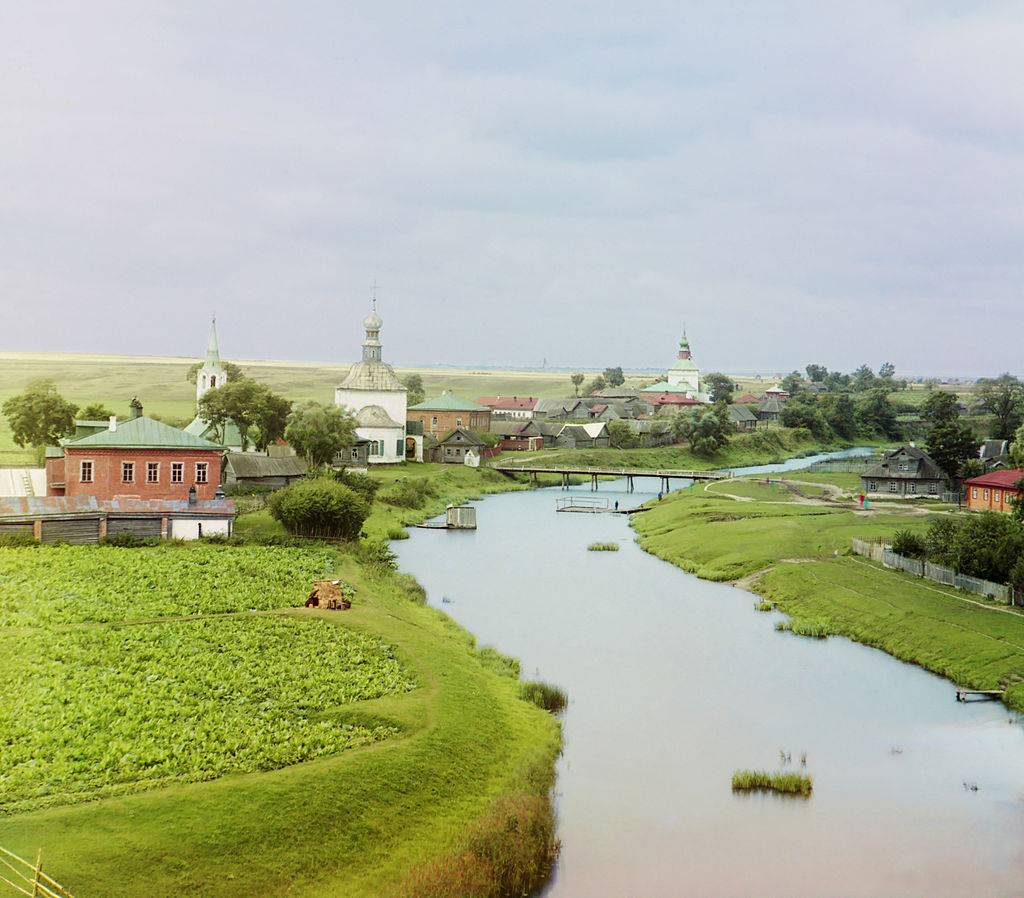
[64,416,221,450]
[184,416,244,448]
[639,380,691,393]
[669,358,698,372]
[409,391,486,412]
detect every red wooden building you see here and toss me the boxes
[47,403,223,501]
[963,469,1024,514]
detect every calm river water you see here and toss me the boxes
[394,451,1024,897]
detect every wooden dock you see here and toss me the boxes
[554,497,650,515]
[955,688,1004,702]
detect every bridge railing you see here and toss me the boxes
[490,462,732,480]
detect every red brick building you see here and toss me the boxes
[963,469,1024,514]
[47,406,223,501]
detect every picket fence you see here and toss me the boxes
[850,538,1022,606]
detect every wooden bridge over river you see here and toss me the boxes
[490,462,732,492]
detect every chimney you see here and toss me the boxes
[108,415,117,432]
[129,397,143,419]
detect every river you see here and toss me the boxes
[394,450,1024,897]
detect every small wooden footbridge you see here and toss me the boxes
[955,688,1004,702]
[554,497,650,515]
[491,462,731,492]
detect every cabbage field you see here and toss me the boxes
[0,545,418,812]
[0,544,336,625]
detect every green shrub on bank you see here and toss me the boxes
[587,542,619,552]
[775,619,830,638]
[332,468,380,503]
[520,681,568,714]
[477,646,521,678]
[754,600,774,612]
[379,478,439,509]
[387,526,411,540]
[891,529,927,559]
[732,769,812,796]
[268,477,369,540]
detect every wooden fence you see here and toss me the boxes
[0,847,74,898]
[850,538,1019,605]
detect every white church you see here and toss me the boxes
[334,304,417,464]
[185,318,247,450]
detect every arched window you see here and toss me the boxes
[202,375,207,388]
[378,440,385,456]
[210,375,217,388]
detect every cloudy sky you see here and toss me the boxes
[1,2,1021,375]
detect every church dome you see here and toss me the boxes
[363,310,383,330]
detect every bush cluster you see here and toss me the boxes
[520,681,568,714]
[378,478,438,509]
[268,477,369,540]
[922,513,1024,586]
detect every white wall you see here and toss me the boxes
[335,387,407,429]
[356,425,405,464]
[170,517,232,540]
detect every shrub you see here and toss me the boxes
[587,542,619,552]
[0,533,38,548]
[776,619,830,638]
[392,572,427,604]
[731,769,812,796]
[221,482,277,497]
[268,478,369,540]
[891,529,927,559]
[100,532,162,548]
[520,681,567,713]
[754,600,774,612]
[332,468,380,503]
[387,526,410,540]
[354,539,397,573]
[379,477,438,509]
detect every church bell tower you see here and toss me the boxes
[196,317,227,402]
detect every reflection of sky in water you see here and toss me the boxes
[396,451,1024,898]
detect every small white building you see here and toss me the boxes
[334,304,408,464]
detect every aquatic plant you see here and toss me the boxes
[731,769,813,796]
[386,526,411,540]
[520,681,568,714]
[754,600,774,612]
[587,542,619,552]
[775,619,830,639]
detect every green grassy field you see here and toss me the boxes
[632,476,1024,712]
[2,539,560,896]
[0,352,660,465]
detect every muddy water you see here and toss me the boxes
[394,452,1024,897]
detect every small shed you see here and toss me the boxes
[438,428,487,464]
[222,453,309,488]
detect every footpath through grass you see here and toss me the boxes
[3,542,561,896]
[633,474,1024,713]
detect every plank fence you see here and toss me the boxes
[807,457,880,474]
[850,538,1022,606]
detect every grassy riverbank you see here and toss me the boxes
[633,475,1024,713]
[3,537,562,896]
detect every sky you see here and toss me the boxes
[0,2,1022,376]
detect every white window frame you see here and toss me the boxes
[888,481,898,492]
[868,481,877,491]
[972,487,978,499]
[908,482,916,494]
[80,459,94,483]
[195,462,209,484]
[456,417,463,427]
[171,462,184,484]
[431,416,438,428]
[146,461,160,483]
[122,461,135,483]
[994,490,1001,503]
[984,488,990,501]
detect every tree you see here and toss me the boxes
[780,394,830,439]
[570,373,585,397]
[925,418,977,481]
[185,360,246,385]
[805,364,828,383]
[977,374,1024,440]
[1010,422,1024,467]
[823,371,851,391]
[690,402,731,456]
[250,390,293,451]
[878,362,896,379]
[856,389,900,438]
[197,379,268,451]
[670,411,695,445]
[780,371,803,395]
[2,380,78,463]
[607,419,640,449]
[852,365,877,392]
[602,367,625,388]
[584,375,607,396]
[268,478,369,540]
[921,391,959,426]
[703,372,734,405]
[285,402,357,467]
[79,403,114,420]
[823,393,858,440]
[401,373,425,407]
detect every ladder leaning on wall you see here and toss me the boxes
[0,847,74,898]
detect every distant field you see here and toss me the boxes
[0,352,662,465]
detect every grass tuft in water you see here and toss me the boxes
[775,619,830,639]
[731,769,813,796]
[520,681,568,714]
[754,600,774,612]
[386,526,410,540]
[587,542,619,552]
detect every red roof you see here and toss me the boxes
[964,469,1024,489]
[648,393,703,406]
[476,396,538,411]
[734,393,759,404]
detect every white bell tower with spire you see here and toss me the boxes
[196,317,227,402]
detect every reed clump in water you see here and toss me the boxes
[520,680,568,714]
[754,600,774,612]
[587,542,619,552]
[731,769,813,796]
[775,618,830,639]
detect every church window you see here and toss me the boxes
[210,375,217,388]
[147,462,160,483]
[202,375,207,389]
[171,463,184,483]
[80,460,93,483]
[122,461,135,483]
[378,440,384,456]
[195,462,209,484]
[396,439,403,456]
